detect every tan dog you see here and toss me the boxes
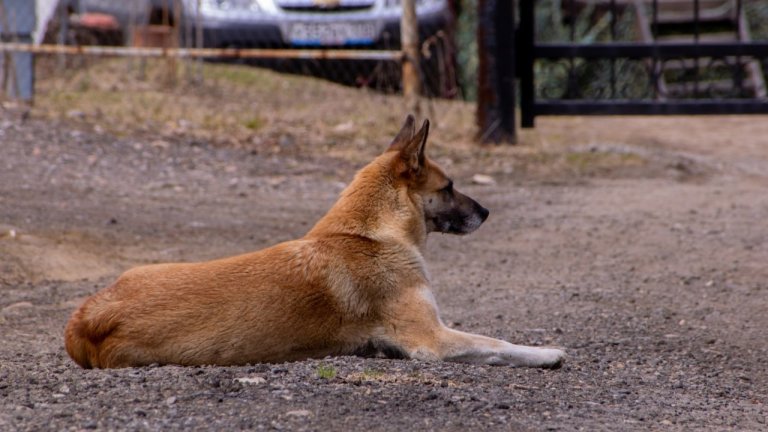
[65,116,566,369]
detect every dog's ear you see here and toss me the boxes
[399,119,429,175]
[388,114,416,151]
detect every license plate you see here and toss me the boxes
[288,22,377,46]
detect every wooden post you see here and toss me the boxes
[401,0,421,116]
[195,0,203,82]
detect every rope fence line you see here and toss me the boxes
[0,42,404,61]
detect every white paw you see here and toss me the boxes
[537,347,566,369]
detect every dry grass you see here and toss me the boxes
[31,56,667,179]
[33,58,476,159]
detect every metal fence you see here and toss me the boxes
[518,0,768,128]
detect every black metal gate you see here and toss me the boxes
[515,0,768,130]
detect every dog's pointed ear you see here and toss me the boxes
[387,114,416,152]
[400,119,429,175]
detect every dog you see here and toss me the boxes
[65,116,566,369]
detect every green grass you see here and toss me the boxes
[315,364,337,379]
[242,116,265,131]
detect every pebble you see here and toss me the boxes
[471,174,496,185]
[235,377,266,385]
[66,110,85,120]
[285,409,312,418]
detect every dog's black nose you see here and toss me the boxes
[479,206,490,222]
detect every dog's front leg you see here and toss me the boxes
[383,287,565,368]
[434,327,566,368]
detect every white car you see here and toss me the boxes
[72,0,451,49]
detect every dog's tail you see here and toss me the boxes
[64,292,120,369]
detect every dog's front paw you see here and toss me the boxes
[537,347,566,369]
[497,344,567,368]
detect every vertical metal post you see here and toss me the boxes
[610,0,616,98]
[0,0,35,102]
[12,37,33,101]
[566,0,576,98]
[477,0,516,143]
[519,0,535,128]
[735,0,742,96]
[652,0,659,99]
[693,0,699,97]
[498,0,516,142]
[401,0,421,116]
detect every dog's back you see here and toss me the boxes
[65,241,355,368]
[64,226,417,368]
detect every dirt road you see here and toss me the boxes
[1,107,767,430]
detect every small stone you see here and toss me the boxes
[332,121,354,133]
[234,376,266,385]
[423,392,439,401]
[150,140,170,149]
[278,135,295,149]
[66,110,85,120]
[165,396,177,405]
[285,409,312,418]
[472,174,496,185]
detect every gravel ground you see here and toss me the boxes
[1,110,767,431]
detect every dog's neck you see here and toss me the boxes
[305,153,428,252]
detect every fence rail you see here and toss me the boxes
[534,41,768,59]
[0,42,403,61]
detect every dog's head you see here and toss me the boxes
[388,115,489,235]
